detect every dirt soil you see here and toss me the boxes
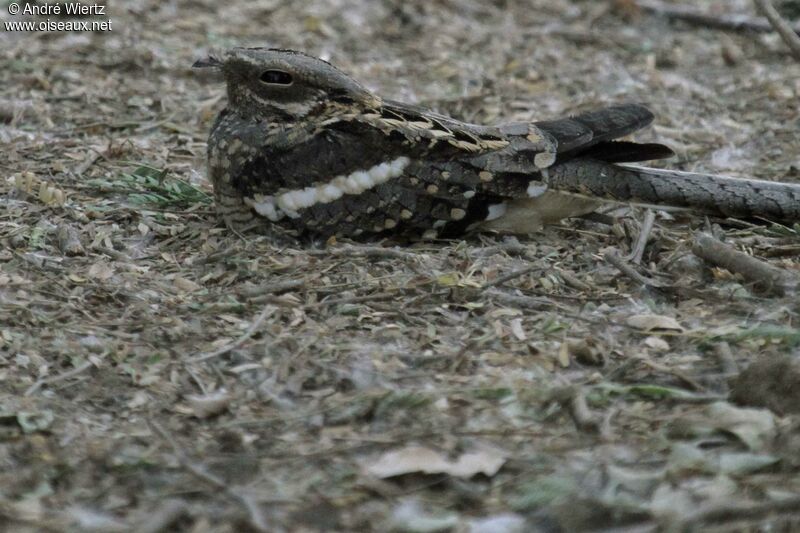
[2,0,800,531]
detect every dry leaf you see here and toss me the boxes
[644,336,670,352]
[626,314,684,332]
[509,318,526,341]
[88,262,114,281]
[364,444,507,479]
[557,340,571,368]
[185,390,233,418]
[173,276,201,293]
[706,402,776,451]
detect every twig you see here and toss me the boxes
[675,495,800,530]
[557,270,593,292]
[318,290,402,307]
[149,422,272,532]
[481,264,541,290]
[236,279,306,298]
[628,209,656,265]
[469,239,536,259]
[691,232,797,296]
[550,386,601,434]
[604,249,670,288]
[713,341,739,375]
[636,0,800,35]
[484,288,555,310]
[73,150,103,177]
[306,244,420,261]
[639,358,705,392]
[189,304,276,362]
[754,0,800,60]
[25,361,95,396]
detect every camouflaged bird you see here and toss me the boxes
[194,48,800,238]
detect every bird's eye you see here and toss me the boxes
[259,70,293,85]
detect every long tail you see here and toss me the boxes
[546,159,800,222]
[534,104,675,163]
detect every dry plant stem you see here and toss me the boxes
[754,0,800,60]
[714,341,739,375]
[484,288,555,310]
[149,422,271,533]
[691,232,797,296]
[676,495,800,530]
[567,388,601,433]
[24,360,94,396]
[551,386,601,433]
[189,304,276,362]
[628,208,655,265]
[639,358,705,392]
[306,244,419,261]
[637,0,800,35]
[319,290,403,307]
[236,278,306,298]
[481,263,541,289]
[558,269,593,292]
[604,249,669,288]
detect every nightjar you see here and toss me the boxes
[194,48,800,238]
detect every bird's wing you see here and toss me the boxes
[225,102,672,237]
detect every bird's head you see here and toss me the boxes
[193,48,380,121]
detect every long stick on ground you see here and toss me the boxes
[754,0,800,60]
[189,304,276,363]
[691,232,797,296]
[636,0,800,35]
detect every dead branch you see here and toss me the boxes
[481,264,541,289]
[550,386,602,434]
[675,495,800,530]
[713,341,739,375]
[754,0,800,60]
[636,0,800,35]
[189,304,277,362]
[604,249,671,288]
[305,244,420,261]
[25,360,95,396]
[484,288,556,310]
[691,232,797,296]
[236,279,306,298]
[628,209,656,265]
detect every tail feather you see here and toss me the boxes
[534,104,672,163]
[579,141,675,163]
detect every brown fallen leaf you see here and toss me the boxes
[626,314,684,333]
[363,444,507,479]
[184,390,233,419]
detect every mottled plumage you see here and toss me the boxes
[195,48,800,238]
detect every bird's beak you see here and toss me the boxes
[192,56,222,69]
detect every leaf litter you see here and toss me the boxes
[1,0,800,530]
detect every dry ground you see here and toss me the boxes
[2,0,800,531]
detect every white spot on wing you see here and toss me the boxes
[244,157,410,220]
